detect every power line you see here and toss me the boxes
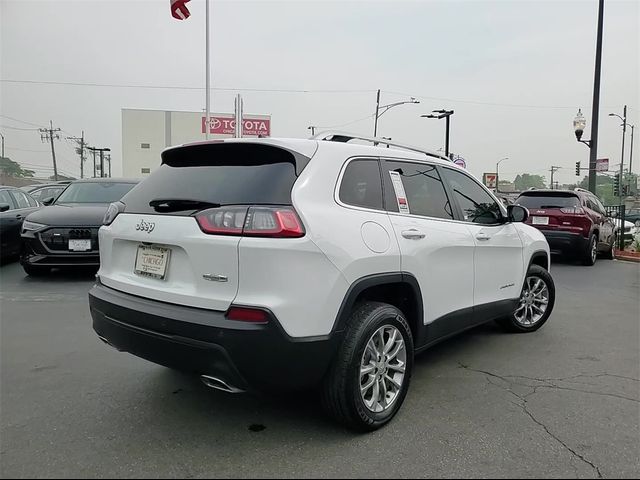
[0,79,374,94]
[5,146,50,153]
[0,125,39,131]
[383,90,627,111]
[0,114,46,128]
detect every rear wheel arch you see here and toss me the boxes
[332,273,423,345]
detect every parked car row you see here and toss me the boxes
[0,179,138,272]
[0,186,41,261]
[513,187,630,265]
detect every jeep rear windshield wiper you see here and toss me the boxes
[149,198,221,212]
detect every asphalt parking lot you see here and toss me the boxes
[1,259,638,479]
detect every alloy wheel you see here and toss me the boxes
[514,276,550,327]
[359,325,407,413]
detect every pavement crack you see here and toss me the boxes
[459,363,605,478]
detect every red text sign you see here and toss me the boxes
[201,116,271,137]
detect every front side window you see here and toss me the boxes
[384,161,453,220]
[338,159,383,210]
[442,168,503,224]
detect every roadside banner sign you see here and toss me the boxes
[452,155,467,169]
[596,158,609,172]
[483,173,497,189]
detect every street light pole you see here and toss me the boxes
[496,157,508,193]
[373,90,419,139]
[374,89,381,138]
[422,109,454,158]
[629,124,635,175]
[588,0,605,194]
[609,106,628,202]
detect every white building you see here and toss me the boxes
[121,108,271,178]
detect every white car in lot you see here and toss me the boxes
[89,133,555,431]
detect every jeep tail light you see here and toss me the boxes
[560,207,585,214]
[196,206,304,238]
[195,206,248,235]
[226,306,269,324]
[103,201,125,226]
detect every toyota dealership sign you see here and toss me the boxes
[202,116,271,137]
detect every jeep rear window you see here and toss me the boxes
[121,143,307,215]
[515,193,580,209]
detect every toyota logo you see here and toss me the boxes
[135,219,155,233]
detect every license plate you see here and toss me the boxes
[69,239,92,251]
[532,216,549,225]
[135,245,171,280]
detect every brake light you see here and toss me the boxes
[560,207,585,214]
[226,306,269,324]
[196,206,304,238]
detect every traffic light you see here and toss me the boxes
[613,174,621,197]
[575,161,581,176]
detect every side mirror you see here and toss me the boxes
[42,197,55,206]
[507,204,529,223]
[0,203,10,212]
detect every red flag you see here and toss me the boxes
[171,0,191,20]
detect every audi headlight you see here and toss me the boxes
[22,220,47,233]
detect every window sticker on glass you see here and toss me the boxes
[389,170,410,214]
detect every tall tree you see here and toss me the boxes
[0,157,35,178]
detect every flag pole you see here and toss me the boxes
[205,0,210,140]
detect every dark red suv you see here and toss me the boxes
[514,188,616,266]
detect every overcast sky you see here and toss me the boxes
[1,0,638,184]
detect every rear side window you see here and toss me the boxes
[122,143,305,215]
[515,193,580,209]
[339,159,383,210]
[384,160,453,219]
[0,190,15,209]
[10,190,31,209]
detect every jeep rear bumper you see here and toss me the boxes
[539,230,589,255]
[89,281,339,392]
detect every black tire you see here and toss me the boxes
[22,264,51,276]
[496,264,555,333]
[321,301,414,432]
[582,234,597,266]
[604,235,616,260]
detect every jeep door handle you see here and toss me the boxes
[476,232,492,241]
[401,229,426,240]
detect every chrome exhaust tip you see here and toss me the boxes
[200,375,245,394]
[97,334,119,350]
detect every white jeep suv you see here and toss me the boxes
[89,133,555,431]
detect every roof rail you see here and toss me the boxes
[573,187,590,194]
[310,131,451,162]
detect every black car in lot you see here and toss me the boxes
[0,186,41,261]
[20,178,138,275]
[21,182,70,203]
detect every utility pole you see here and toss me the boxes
[307,126,317,136]
[106,153,111,177]
[67,131,86,179]
[39,121,61,180]
[550,166,561,189]
[0,131,4,158]
[87,147,111,178]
